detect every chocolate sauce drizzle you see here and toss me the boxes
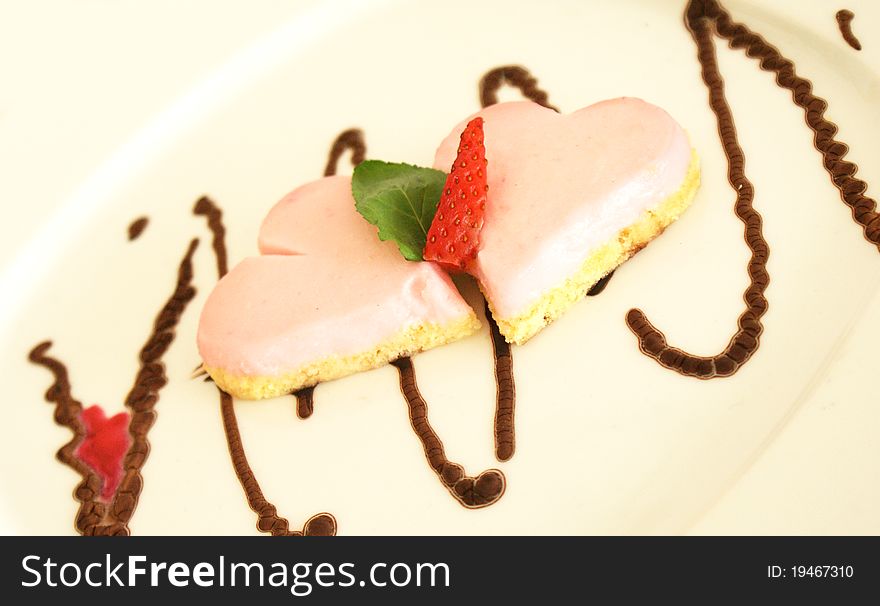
[836,9,862,50]
[194,195,336,535]
[487,302,516,462]
[28,343,113,535]
[391,357,506,508]
[626,0,771,379]
[219,390,336,535]
[321,127,510,502]
[703,0,878,249]
[295,387,315,420]
[29,238,200,534]
[127,216,149,241]
[587,270,615,297]
[323,128,367,177]
[479,65,559,112]
[477,66,566,460]
[628,0,880,379]
[193,197,228,277]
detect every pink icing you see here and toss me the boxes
[433,99,693,320]
[197,176,473,377]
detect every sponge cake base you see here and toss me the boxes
[490,150,701,345]
[206,314,480,400]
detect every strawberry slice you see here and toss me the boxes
[424,117,488,272]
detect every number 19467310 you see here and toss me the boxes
[768,565,854,579]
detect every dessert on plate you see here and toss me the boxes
[198,98,699,398]
[23,0,879,537]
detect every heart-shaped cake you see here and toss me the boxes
[199,98,698,398]
[197,175,479,399]
[433,99,700,343]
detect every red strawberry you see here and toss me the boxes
[424,116,488,272]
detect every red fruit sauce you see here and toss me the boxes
[74,405,131,501]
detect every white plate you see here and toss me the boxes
[1,0,878,535]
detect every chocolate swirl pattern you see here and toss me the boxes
[115,238,199,529]
[320,129,509,504]
[487,301,516,462]
[219,390,336,535]
[478,64,616,455]
[836,10,862,51]
[479,65,559,112]
[29,238,200,534]
[710,0,879,247]
[391,357,506,508]
[194,196,229,277]
[625,0,771,379]
[628,0,880,379]
[323,128,367,177]
[28,343,112,535]
[476,66,561,460]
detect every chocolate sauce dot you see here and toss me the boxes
[127,216,149,241]
[304,513,337,536]
[836,9,862,51]
[474,470,504,497]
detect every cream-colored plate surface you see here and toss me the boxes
[1,0,878,535]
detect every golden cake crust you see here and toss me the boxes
[205,313,480,400]
[489,150,701,345]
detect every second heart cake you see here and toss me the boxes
[433,99,700,344]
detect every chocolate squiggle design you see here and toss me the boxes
[28,343,113,535]
[478,63,616,452]
[194,195,337,535]
[194,197,228,277]
[115,239,199,530]
[487,302,515,462]
[704,0,878,248]
[836,9,862,51]
[625,0,773,379]
[628,0,880,379]
[219,390,336,535]
[391,357,506,508]
[323,128,367,177]
[477,66,564,459]
[127,216,149,241]
[29,238,199,534]
[480,65,559,111]
[321,129,509,504]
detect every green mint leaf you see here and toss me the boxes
[352,160,447,261]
